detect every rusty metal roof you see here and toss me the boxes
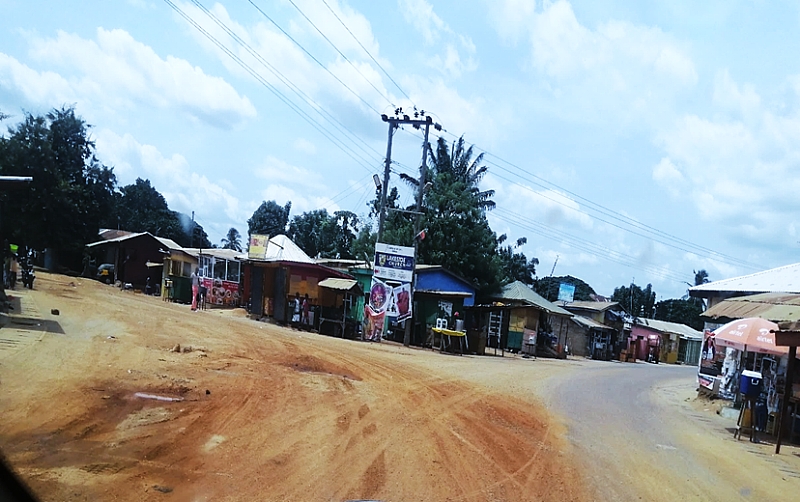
[701,293,800,322]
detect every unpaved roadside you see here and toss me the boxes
[0,273,589,502]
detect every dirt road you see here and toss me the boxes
[0,273,587,501]
[2,272,799,501]
[541,359,800,501]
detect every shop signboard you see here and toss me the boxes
[364,243,415,341]
[200,277,241,307]
[248,234,269,260]
[557,283,575,303]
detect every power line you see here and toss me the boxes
[286,0,395,108]
[430,128,760,272]
[320,0,414,105]
[246,0,383,116]
[182,0,383,174]
[492,207,690,284]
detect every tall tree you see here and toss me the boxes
[611,283,657,318]
[534,275,596,302]
[416,136,502,296]
[102,178,209,248]
[654,298,704,331]
[248,200,291,238]
[287,209,360,259]
[220,227,242,251]
[497,236,539,285]
[694,269,710,286]
[0,107,116,269]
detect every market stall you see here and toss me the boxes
[317,278,362,338]
[698,318,793,438]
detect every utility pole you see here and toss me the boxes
[378,110,441,241]
[377,109,441,347]
[377,120,396,242]
[404,116,433,347]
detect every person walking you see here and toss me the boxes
[301,293,311,328]
[191,268,200,311]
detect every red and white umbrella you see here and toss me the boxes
[712,317,787,356]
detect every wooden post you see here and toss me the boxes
[776,345,797,454]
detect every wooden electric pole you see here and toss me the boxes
[377,110,441,347]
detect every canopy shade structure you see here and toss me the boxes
[712,317,787,356]
[318,278,361,293]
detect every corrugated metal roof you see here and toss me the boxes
[565,301,620,313]
[87,232,183,252]
[571,315,614,330]
[86,231,149,247]
[701,293,800,322]
[183,247,245,260]
[690,262,800,295]
[416,290,472,297]
[494,281,572,317]
[243,234,314,264]
[318,278,360,291]
[636,318,703,340]
[155,236,183,251]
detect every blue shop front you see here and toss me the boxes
[406,264,476,346]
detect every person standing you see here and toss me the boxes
[291,292,301,328]
[191,268,200,311]
[301,294,311,328]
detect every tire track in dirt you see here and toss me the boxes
[303,343,572,501]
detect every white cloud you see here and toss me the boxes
[293,137,317,155]
[0,53,75,105]
[713,69,761,119]
[398,0,448,45]
[254,155,326,188]
[651,157,684,197]
[489,0,697,127]
[95,129,245,231]
[399,0,478,80]
[26,28,255,128]
[656,72,800,246]
[260,184,340,216]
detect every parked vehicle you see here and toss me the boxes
[96,263,115,284]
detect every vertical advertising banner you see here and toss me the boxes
[364,243,415,341]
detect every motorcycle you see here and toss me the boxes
[20,259,34,289]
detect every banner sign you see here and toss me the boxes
[200,278,241,307]
[374,243,415,282]
[248,234,269,260]
[557,283,575,303]
[364,243,415,341]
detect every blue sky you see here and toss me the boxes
[2,0,800,300]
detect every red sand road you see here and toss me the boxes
[0,273,588,501]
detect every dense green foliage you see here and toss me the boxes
[247,200,291,238]
[0,107,116,268]
[287,209,359,259]
[102,178,211,248]
[0,107,214,271]
[534,275,596,302]
[654,298,704,330]
[611,282,656,318]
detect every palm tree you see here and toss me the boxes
[428,136,495,211]
[694,269,709,286]
[220,227,242,251]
